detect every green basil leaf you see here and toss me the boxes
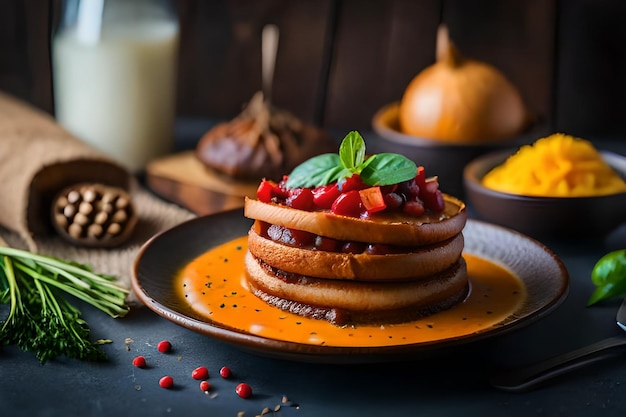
[591,249,626,286]
[587,280,626,306]
[286,154,342,188]
[360,153,417,186]
[587,249,626,305]
[285,130,417,189]
[339,131,365,169]
[356,154,378,174]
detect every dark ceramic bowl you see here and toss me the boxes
[371,102,538,198]
[463,149,626,240]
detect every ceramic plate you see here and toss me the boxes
[131,209,569,363]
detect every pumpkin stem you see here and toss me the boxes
[436,24,462,67]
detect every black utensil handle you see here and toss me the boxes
[490,336,626,392]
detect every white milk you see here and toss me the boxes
[52,20,179,172]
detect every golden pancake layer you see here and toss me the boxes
[243,194,469,326]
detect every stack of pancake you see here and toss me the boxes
[243,194,468,326]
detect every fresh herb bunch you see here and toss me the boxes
[0,246,129,363]
[285,131,417,189]
[587,249,626,306]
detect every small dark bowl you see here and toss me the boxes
[371,102,540,198]
[463,149,626,240]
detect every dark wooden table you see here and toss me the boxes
[3,130,626,417]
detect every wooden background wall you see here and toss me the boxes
[1,0,625,141]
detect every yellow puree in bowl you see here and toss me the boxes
[482,133,626,197]
[177,236,526,347]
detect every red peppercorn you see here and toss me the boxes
[159,376,174,389]
[235,382,252,398]
[219,366,231,378]
[199,381,211,392]
[192,366,209,380]
[157,340,172,353]
[132,355,147,368]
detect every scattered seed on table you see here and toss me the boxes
[132,356,146,368]
[157,340,172,353]
[281,395,300,408]
[192,366,209,380]
[159,376,174,389]
[219,366,231,378]
[235,382,252,398]
[125,338,134,351]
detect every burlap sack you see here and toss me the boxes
[0,91,131,250]
[0,92,195,296]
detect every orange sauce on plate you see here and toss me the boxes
[177,236,525,347]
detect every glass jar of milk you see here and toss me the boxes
[52,0,179,173]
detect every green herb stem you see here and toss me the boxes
[0,245,129,362]
[1,256,20,332]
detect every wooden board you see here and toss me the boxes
[145,151,259,216]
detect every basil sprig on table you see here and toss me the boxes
[587,249,626,306]
[286,131,417,189]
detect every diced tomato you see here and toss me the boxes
[338,174,367,192]
[256,179,288,202]
[358,187,386,213]
[331,190,363,217]
[256,179,276,203]
[312,184,341,209]
[286,187,314,210]
[415,166,426,186]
